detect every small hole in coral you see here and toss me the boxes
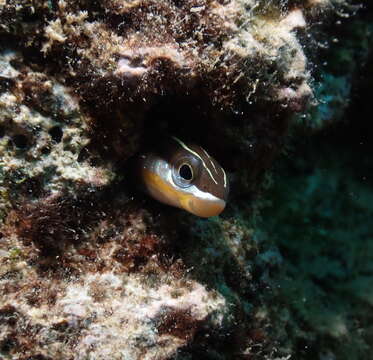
[78,147,90,162]
[49,126,63,143]
[89,157,102,167]
[0,336,17,353]
[0,126,4,138]
[41,147,51,155]
[9,59,24,71]
[12,134,28,149]
[171,0,184,7]
[0,77,14,94]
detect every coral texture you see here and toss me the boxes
[0,0,369,359]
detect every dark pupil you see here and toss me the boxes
[179,164,193,181]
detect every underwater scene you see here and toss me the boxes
[0,0,372,359]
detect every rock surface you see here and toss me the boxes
[0,0,370,359]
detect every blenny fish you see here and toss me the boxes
[136,136,229,217]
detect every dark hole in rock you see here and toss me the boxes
[49,126,63,143]
[41,147,51,155]
[0,76,14,94]
[89,157,102,167]
[78,147,90,162]
[21,177,44,198]
[0,125,4,138]
[0,336,18,353]
[143,95,210,146]
[21,8,41,22]
[172,0,184,7]
[13,134,28,149]
[9,58,24,71]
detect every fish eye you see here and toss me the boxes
[179,163,193,181]
[172,160,196,188]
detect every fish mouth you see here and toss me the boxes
[141,168,227,217]
[186,197,226,218]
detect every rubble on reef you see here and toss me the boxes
[1,193,227,359]
[0,0,370,359]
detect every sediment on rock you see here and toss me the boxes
[0,0,360,359]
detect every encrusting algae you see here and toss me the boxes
[0,0,368,359]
